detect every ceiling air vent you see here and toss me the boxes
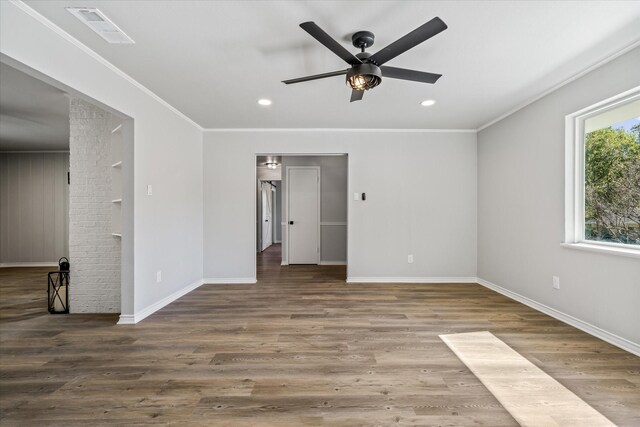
[66,8,134,44]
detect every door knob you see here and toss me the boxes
[289,221,294,225]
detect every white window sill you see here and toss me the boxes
[561,242,640,259]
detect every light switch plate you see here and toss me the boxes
[353,192,360,201]
[147,185,153,196]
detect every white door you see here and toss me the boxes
[261,182,273,251]
[288,167,319,264]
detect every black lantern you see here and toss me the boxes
[48,257,70,314]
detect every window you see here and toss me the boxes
[565,88,640,257]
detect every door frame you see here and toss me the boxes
[253,153,349,280]
[286,166,321,265]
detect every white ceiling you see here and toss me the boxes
[22,1,640,129]
[0,62,69,151]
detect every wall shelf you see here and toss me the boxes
[111,119,123,236]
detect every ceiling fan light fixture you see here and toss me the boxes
[346,64,382,91]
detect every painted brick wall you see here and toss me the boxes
[69,98,120,313]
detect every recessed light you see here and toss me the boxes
[421,99,436,107]
[258,99,272,106]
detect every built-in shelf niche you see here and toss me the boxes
[111,118,123,237]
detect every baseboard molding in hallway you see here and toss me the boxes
[203,277,257,284]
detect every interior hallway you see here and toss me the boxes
[1,263,638,425]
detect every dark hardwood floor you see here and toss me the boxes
[1,247,638,425]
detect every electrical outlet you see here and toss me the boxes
[156,271,162,283]
[408,254,414,264]
[552,276,560,290]
[353,192,360,201]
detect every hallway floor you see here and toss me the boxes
[1,259,638,425]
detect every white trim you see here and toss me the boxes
[203,277,257,284]
[281,261,288,266]
[274,239,282,244]
[117,278,204,325]
[564,87,640,249]
[319,261,347,265]
[10,0,203,132]
[0,150,70,153]
[0,262,58,268]
[320,221,347,226]
[477,278,640,357]
[347,277,478,283]
[205,128,477,133]
[477,38,640,131]
[561,242,640,259]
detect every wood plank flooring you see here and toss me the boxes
[1,245,639,426]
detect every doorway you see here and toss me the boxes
[255,154,348,281]
[0,56,134,319]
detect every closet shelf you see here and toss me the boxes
[112,233,122,237]
[111,161,122,168]
[111,199,122,203]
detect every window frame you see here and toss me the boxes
[564,87,640,258]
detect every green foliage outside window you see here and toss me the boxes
[584,123,640,245]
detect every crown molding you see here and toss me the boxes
[204,128,477,133]
[477,38,640,132]
[9,0,204,132]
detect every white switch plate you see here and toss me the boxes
[552,276,560,289]
[408,254,414,264]
[156,271,162,283]
[353,192,360,201]
[147,184,153,196]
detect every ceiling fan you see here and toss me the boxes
[282,18,448,102]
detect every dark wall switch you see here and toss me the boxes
[361,193,366,201]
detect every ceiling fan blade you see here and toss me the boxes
[300,22,361,66]
[350,89,364,102]
[282,69,348,85]
[368,17,447,66]
[381,66,442,84]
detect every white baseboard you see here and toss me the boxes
[0,262,58,268]
[281,261,288,266]
[319,261,347,265]
[274,239,281,244]
[347,276,478,284]
[117,278,204,325]
[203,277,257,284]
[476,278,640,357]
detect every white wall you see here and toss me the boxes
[0,152,69,264]
[478,47,640,348]
[281,155,348,264]
[203,131,477,281]
[0,2,203,319]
